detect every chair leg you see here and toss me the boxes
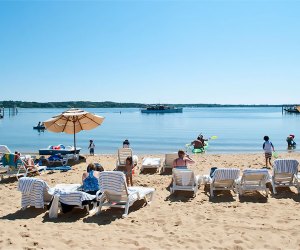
[272,181,277,194]
[210,185,214,197]
[122,202,130,218]
[96,203,103,215]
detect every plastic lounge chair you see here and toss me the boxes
[237,169,270,197]
[161,153,178,173]
[170,168,200,196]
[272,159,299,194]
[203,168,240,197]
[116,148,133,171]
[0,153,29,180]
[96,171,155,218]
[141,158,161,173]
[18,177,53,209]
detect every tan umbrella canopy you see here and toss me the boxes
[43,108,105,151]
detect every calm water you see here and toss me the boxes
[0,107,298,154]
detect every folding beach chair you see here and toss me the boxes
[170,168,200,196]
[161,153,178,173]
[97,171,155,218]
[203,168,240,197]
[272,159,299,194]
[237,169,270,197]
[115,148,133,171]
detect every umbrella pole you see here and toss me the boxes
[73,121,76,154]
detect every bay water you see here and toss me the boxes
[0,107,298,154]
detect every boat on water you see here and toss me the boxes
[39,145,81,155]
[141,105,183,114]
[33,125,46,130]
[284,106,300,114]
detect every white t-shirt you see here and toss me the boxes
[263,141,273,153]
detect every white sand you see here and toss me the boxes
[1,152,300,249]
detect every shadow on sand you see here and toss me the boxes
[0,207,46,220]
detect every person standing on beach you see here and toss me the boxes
[263,136,275,168]
[88,140,95,156]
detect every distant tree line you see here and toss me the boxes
[0,100,284,108]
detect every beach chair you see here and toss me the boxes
[271,159,299,194]
[18,177,53,209]
[203,168,240,197]
[141,157,161,173]
[161,153,178,173]
[96,171,155,218]
[116,148,133,171]
[170,168,200,196]
[237,169,270,197]
[0,153,28,180]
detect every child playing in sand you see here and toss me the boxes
[263,136,275,168]
[125,156,134,186]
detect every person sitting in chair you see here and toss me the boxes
[173,150,195,169]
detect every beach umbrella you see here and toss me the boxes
[43,108,105,152]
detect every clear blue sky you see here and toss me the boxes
[0,0,299,104]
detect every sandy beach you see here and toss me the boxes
[1,151,300,250]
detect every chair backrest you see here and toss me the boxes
[173,169,196,186]
[0,145,11,155]
[164,153,178,167]
[212,168,240,182]
[273,159,299,183]
[117,148,133,166]
[241,169,270,185]
[18,177,52,204]
[99,171,128,202]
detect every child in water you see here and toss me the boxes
[125,156,134,186]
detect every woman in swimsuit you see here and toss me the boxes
[173,150,195,169]
[82,163,101,195]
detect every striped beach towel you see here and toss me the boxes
[213,168,240,181]
[273,159,299,175]
[99,171,126,194]
[18,177,50,209]
[53,190,95,206]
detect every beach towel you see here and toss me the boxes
[213,168,240,181]
[18,177,50,209]
[46,166,71,172]
[242,169,271,182]
[273,159,299,175]
[99,171,125,194]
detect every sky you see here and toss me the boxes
[0,0,299,105]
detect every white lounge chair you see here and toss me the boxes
[161,153,178,173]
[272,159,299,194]
[96,171,155,218]
[170,168,200,196]
[237,169,270,197]
[203,168,240,197]
[116,148,133,170]
[141,157,161,173]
